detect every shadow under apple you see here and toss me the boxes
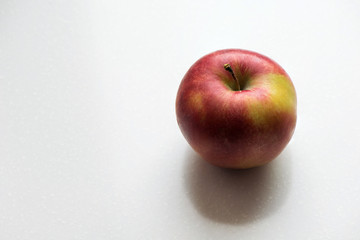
[183,148,292,225]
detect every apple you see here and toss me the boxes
[176,49,296,169]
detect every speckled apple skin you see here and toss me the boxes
[176,49,297,169]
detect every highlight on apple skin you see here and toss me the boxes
[176,49,297,169]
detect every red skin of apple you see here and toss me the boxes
[176,49,297,169]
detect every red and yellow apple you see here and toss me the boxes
[176,49,296,169]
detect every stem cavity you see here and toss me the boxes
[224,64,241,91]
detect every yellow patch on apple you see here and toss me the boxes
[188,92,206,122]
[247,74,296,127]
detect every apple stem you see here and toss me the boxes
[224,64,241,91]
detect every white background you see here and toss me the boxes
[1,0,360,239]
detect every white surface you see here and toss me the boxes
[1,0,360,239]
